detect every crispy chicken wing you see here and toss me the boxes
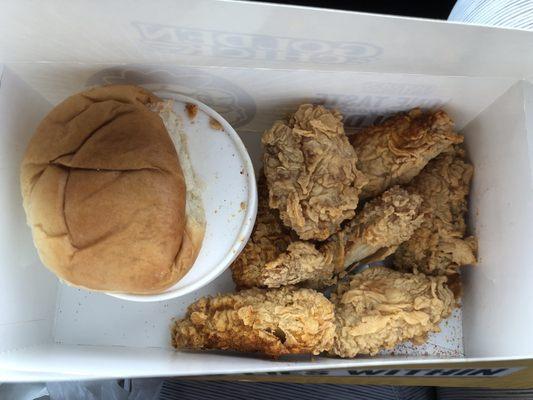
[281,186,424,283]
[263,104,367,241]
[351,108,464,199]
[233,186,423,289]
[325,186,424,270]
[172,287,336,357]
[393,146,476,275]
[332,266,455,358]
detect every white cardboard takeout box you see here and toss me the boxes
[1,0,533,383]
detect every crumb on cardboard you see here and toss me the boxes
[209,117,224,131]
[185,103,198,120]
[240,201,246,211]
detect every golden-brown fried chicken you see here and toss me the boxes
[258,241,334,289]
[332,266,455,358]
[325,186,424,270]
[233,185,423,290]
[230,177,294,289]
[393,146,477,275]
[263,104,367,241]
[351,108,464,199]
[172,287,336,357]
[230,178,331,289]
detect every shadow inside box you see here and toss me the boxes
[175,348,320,362]
[173,348,452,363]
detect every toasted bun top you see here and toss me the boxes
[21,85,200,294]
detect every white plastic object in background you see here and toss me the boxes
[450,0,533,30]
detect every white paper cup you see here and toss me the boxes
[109,92,257,302]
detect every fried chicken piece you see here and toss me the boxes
[351,108,464,199]
[259,241,335,289]
[230,177,294,289]
[393,146,477,275]
[172,287,336,357]
[233,186,423,290]
[233,232,335,290]
[230,177,331,289]
[325,186,424,270]
[231,186,333,289]
[332,266,455,358]
[275,186,424,283]
[263,104,367,241]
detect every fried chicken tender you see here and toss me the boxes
[332,266,455,358]
[325,186,424,270]
[351,108,464,199]
[263,104,367,241]
[172,287,336,357]
[394,146,477,275]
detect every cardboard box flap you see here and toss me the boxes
[2,0,533,78]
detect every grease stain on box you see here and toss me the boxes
[209,117,224,131]
[185,103,198,120]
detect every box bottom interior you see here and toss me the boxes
[3,63,533,378]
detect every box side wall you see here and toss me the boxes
[9,63,517,128]
[0,344,531,383]
[0,343,478,381]
[523,81,533,195]
[2,1,533,77]
[0,66,57,352]
[462,81,533,358]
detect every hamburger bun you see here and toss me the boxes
[20,85,205,294]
